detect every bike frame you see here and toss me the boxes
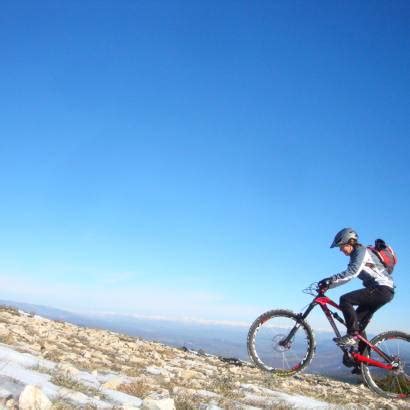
[285,290,394,370]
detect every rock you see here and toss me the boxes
[239,406,262,410]
[5,398,18,409]
[176,369,202,381]
[142,398,176,410]
[228,366,242,374]
[173,387,220,400]
[240,384,261,394]
[100,388,143,407]
[196,390,220,399]
[145,390,170,400]
[187,379,202,389]
[2,308,409,410]
[198,404,223,410]
[0,328,10,338]
[19,385,52,410]
[102,377,128,390]
[146,367,170,377]
[56,362,79,376]
[0,387,13,402]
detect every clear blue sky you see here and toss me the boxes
[1,1,409,332]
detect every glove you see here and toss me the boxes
[318,277,332,289]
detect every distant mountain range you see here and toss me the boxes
[0,299,359,383]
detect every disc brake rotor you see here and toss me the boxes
[272,334,291,352]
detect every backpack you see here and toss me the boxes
[368,239,397,274]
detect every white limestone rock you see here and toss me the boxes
[145,367,170,377]
[142,398,176,410]
[101,388,143,407]
[55,362,79,376]
[19,385,52,410]
[102,376,129,390]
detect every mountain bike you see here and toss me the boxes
[247,283,410,399]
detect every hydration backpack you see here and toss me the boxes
[368,239,397,274]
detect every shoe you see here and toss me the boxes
[333,333,358,347]
[342,352,355,368]
[351,366,361,375]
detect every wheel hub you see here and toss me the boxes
[390,357,404,375]
[272,334,291,352]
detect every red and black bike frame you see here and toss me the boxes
[284,291,395,371]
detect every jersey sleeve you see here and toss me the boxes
[328,247,367,289]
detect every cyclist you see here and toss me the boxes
[318,228,394,350]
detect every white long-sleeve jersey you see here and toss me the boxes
[329,245,394,289]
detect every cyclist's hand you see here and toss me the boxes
[318,278,331,291]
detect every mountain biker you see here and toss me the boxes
[318,228,395,350]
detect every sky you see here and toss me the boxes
[0,1,409,333]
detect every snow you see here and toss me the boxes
[240,384,336,409]
[70,369,101,389]
[0,343,133,407]
[0,342,341,409]
[0,344,55,370]
[101,387,143,407]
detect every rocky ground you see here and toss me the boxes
[0,305,408,409]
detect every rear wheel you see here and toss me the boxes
[247,309,315,375]
[361,331,410,399]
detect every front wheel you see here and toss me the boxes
[361,331,410,399]
[247,309,315,375]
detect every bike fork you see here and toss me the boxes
[280,305,316,347]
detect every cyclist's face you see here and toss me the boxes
[339,243,354,256]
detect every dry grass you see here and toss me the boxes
[51,399,76,409]
[76,360,100,372]
[123,363,146,377]
[43,349,63,362]
[258,373,283,389]
[76,335,90,345]
[51,373,85,390]
[50,373,106,400]
[0,332,15,345]
[174,394,198,410]
[118,334,138,343]
[54,319,67,324]
[29,364,55,375]
[117,381,152,398]
[209,374,238,399]
[0,305,21,316]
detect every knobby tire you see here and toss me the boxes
[247,309,315,376]
[361,330,410,399]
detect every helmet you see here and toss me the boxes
[330,228,358,248]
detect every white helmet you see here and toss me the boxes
[330,228,358,248]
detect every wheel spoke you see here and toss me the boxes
[362,332,410,398]
[282,352,287,369]
[247,310,314,375]
[392,376,400,394]
[383,340,392,356]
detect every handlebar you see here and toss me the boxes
[303,282,328,296]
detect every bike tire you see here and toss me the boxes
[247,309,315,375]
[361,331,410,399]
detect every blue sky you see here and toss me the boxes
[0,1,409,332]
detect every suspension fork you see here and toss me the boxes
[280,302,317,346]
[283,298,345,343]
